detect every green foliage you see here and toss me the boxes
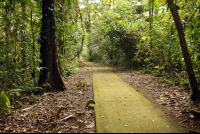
[0,89,23,113]
[82,0,140,67]
[0,90,10,113]
[136,5,144,14]
[80,0,200,91]
[0,0,82,113]
[1,0,200,111]
[80,80,90,86]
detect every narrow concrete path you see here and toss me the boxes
[81,57,187,133]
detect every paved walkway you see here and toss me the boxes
[81,57,187,133]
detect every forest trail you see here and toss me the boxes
[80,57,188,133]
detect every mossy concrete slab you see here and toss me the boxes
[81,57,188,133]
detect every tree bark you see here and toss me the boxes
[31,6,36,86]
[86,0,92,61]
[21,1,26,82]
[167,0,200,102]
[38,0,65,91]
[149,0,153,50]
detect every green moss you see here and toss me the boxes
[82,57,188,133]
[88,103,95,109]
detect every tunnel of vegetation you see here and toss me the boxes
[0,0,200,113]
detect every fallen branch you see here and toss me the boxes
[41,114,75,132]
[57,114,75,123]
[22,104,37,111]
[178,117,189,124]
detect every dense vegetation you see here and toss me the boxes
[0,0,82,113]
[82,0,200,101]
[0,0,200,113]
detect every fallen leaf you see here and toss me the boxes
[190,114,195,119]
[1,124,7,127]
[85,123,94,129]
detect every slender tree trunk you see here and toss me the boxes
[88,11,92,61]
[58,0,64,54]
[38,0,65,91]
[152,0,153,28]
[5,3,9,71]
[86,0,92,61]
[21,2,26,82]
[5,2,12,88]
[77,1,85,33]
[167,0,200,102]
[5,6,8,70]
[75,0,78,18]
[31,7,36,86]
[4,3,9,88]
[88,8,90,34]
[149,0,153,50]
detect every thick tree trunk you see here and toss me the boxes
[38,0,65,91]
[167,0,200,102]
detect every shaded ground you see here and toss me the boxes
[0,59,199,133]
[0,61,95,133]
[94,62,200,133]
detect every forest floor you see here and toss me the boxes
[0,61,95,133]
[0,59,200,133]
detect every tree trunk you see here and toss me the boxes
[149,0,153,50]
[167,0,200,102]
[86,0,92,61]
[31,6,36,86]
[38,0,65,91]
[21,1,26,82]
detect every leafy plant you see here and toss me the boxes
[80,80,90,90]
[0,90,11,113]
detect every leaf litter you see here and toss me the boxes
[0,61,95,133]
[1,60,200,133]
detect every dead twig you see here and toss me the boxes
[178,117,189,124]
[57,114,75,123]
[41,114,75,132]
[22,104,37,111]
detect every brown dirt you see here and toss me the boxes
[0,60,95,133]
[0,60,200,133]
